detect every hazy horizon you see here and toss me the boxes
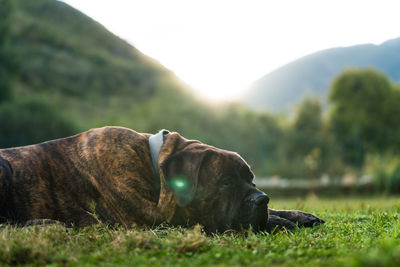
[62,0,400,101]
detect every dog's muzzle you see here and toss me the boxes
[246,191,269,207]
[239,191,269,230]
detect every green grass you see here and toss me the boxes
[1,197,400,266]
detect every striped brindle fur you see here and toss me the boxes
[0,127,324,232]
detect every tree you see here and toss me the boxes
[0,0,16,102]
[0,97,79,148]
[290,97,323,156]
[329,68,396,166]
[288,97,325,178]
[294,97,323,134]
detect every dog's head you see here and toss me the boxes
[156,132,269,233]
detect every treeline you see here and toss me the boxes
[330,69,400,193]
[2,66,399,181]
[1,0,400,186]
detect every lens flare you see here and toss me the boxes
[171,177,188,190]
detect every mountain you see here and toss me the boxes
[12,0,178,102]
[7,0,206,131]
[243,38,400,112]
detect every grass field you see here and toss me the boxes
[1,197,400,266]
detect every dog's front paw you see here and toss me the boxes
[266,215,297,233]
[269,209,325,228]
[295,211,325,227]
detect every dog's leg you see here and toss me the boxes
[268,209,325,227]
[265,215,296,232]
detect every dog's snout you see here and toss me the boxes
[248,192,269,206]
[255,194,269,206]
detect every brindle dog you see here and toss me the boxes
[0,127,323,233]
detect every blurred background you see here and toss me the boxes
[1,0,400,198]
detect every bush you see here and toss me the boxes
[0,97,80,148]
[364,155,400,194]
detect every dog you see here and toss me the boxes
[0,126,324,232]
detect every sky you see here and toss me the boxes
[62,0,400,101]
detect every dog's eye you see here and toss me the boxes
[221,178,231,187]
[251,182,256,187]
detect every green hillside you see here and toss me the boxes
[7,0,217,133]
[243,38,400,112]
[11,0,182,117]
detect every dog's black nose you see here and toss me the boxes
[255,194,269,206]
[248,192,269,206]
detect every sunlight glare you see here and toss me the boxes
[62,0,400,101]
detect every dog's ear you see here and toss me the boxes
[160,150,209,207]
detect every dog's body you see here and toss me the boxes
[0,127,159,226]
[0,127,323,232]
